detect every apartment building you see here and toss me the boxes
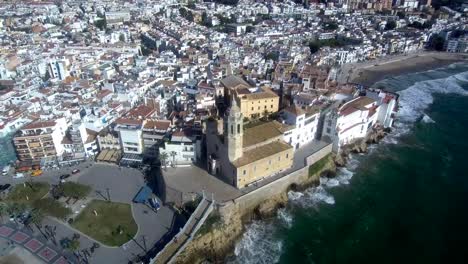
[114,118,144,154]
[13,118,67,161]
[142,120,171,159]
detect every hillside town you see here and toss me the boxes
[0,0,466,263]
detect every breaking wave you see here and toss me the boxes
[229,222,283,264]
[421,114,435,124]
[277,208,293,228]
[397,71,468,124]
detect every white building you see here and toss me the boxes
[280,105,320,150]
[114,118,144,154]
[48,59,69,80]
[322,96,379,151]
[159,129,200,166]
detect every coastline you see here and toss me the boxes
[338,52,468,87]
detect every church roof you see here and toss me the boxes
[243,121,288,148]
[233,141,292,168]
[220,75,251,90]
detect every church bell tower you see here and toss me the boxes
[225,99,243,162]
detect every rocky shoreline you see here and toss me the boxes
[173,128,388,264]
[334,126,389,167]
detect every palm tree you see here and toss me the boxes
[170,151,177,167]
[159,152,169,170]
[29,209,47,240]
[29,209,44,229]
[0,202,6,223]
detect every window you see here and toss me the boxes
[271,105,273,108]
[237,124,240,133]
[326,128,331,133]
[286,154,289,158]
[251,107,254,110]
[269,160,271,165]
[231,125,233,134]
[243,170,246,175]
[215,144,219,151]
[258,106,260,110]
[264,105,267,109]
[278,156,281,161]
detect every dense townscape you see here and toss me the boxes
[0,0,467,263]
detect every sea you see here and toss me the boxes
[229,62,468,264]
[0,133,17,167]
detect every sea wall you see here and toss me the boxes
[174,143,334,264]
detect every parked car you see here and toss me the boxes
[60,174,71,183]
[0,184,11,191]
[71,169,80,174]
[13,173,24,179]
[2,165,10,175]
[60,174,71,180]
[31,170,42,177]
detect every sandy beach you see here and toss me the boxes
[338,52,468,87]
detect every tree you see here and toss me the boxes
[29,209,44,228]
[309,42,320,54]
[323,22,338,31]
[32,198,72,219]
[159,152,169,169]
[0,202,6,222]
[68,238,80,251]
[94,19,107,30]
[61,182,91,200]
[385,21,397,31]
[170,151,177,167]
[429,35,445,51]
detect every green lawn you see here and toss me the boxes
[72,200,137,246]
[6,182,50,204]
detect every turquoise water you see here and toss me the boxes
[0,133,17,167]
[231,63,468,264]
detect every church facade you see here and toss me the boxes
[206,100,294,189]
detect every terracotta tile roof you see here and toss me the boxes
[339,96,376,116]
[283,105,305,116]
[243,121,286,148]
[233,140,292,168]
[114,118,143,126]
[143,120,171,131]
[22,120,56,130]
[126,105,156,119]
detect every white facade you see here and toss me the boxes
[322,97,379,151]
[48,59,69,80]
[281,106,320,150]
[159,130,200,166]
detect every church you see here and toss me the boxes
[206,100,294,189]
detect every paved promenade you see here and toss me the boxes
[0,224,75,264]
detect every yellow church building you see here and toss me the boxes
[220,75,280,119]
[206,100,293,188]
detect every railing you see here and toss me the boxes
[152,193,214,264]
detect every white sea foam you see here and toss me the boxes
[277,208,293,228]
[320,177,340,187]
[421,114,435,124]
[397,72,468,124]
[336,167,354,185]
[289,186,335,207]
[229,222,283,264]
